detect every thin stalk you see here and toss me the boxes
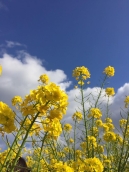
[80,83,89,158]
[37,132,47,172]
[94,75,107,108]
[118,112,129,172]
[9,112,40,172]
[1,115,28,171]
[73,120,77,161]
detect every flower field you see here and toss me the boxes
[0,65,129,172]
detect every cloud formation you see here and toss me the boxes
[6,41,27,48]
[0,51,71,105]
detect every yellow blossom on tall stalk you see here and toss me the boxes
[20,80,68,117]
[94,145,104,153]
[38,74,49,84]
[124,96,129,108]
[105,87,115,96]
[103,131,116,142]
[52,161,74,172]
[105,117,112,123]
[81,157,103,172]
[12,96,23,110]
[78,80,84,86]
[103,66,115,77]
[48,109,63,120]
[0,101,16,133]
[72,111,83,122]
[43,118,62,138]
[0,65,2,75]
[69,138,74,143]
[88,108,102,119]
[95,119,103,127]
[63,123,72,132]
[102,123,109,132]
[119,119,127,127]
[87,136,97,148]
[72,66,90,80]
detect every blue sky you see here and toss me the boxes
[0,1,129,149]
[0,0,129,90]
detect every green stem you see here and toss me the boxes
[1,115,28,171]
[118,112,129,172]
[94,75,107,108]
[80,83,89,158]
[9,112,40,172]
[37,132,47,172]
[73,120,77,161]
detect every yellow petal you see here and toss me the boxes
[0,65,2,75]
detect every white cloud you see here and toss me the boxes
[5,41,27,48]
[0,51,71,106]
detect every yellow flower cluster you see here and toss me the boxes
[82,157,103,172]
[12,96,22,106]
[72,66,90,81]
[87,136,97,148]
[48,109,63,120]
[63,123,72,132]
[72,111,82,122]
[105,87,115,96]
[103,131,116,142]
[19,81,68,117]
[11,74,68,138]
[43,118,62,138]
[52,161,74,172]
[0,65,2,75]
[0,101,16,133]
[124,96,129,108]
[103,66,115,77]
[38,74,49,84]
[119,119,127,127]
[88,108,102,119]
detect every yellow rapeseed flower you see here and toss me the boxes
[12,96,22,108]
[88,108,102,119]
[124,96,129,108]
[119,119,127,127]
[95,119,103,127]
[53,161,74,172]
[102,123,109,132]
[0,65,2,75]
[105,117,112,123]
[103,131,116,142]
[78,80,84,86]
[103,66,115,77]
[43,118,62,137]
[0,101,16,133]
[88,136,97,148]
[69,138,74,143]
[38,74,49,84]
[48,109,63,120]
[105,87,115,96]
[83,157,104,172]
[72,66,90,80]
[72,111,83,122]
[63,123,72,132]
